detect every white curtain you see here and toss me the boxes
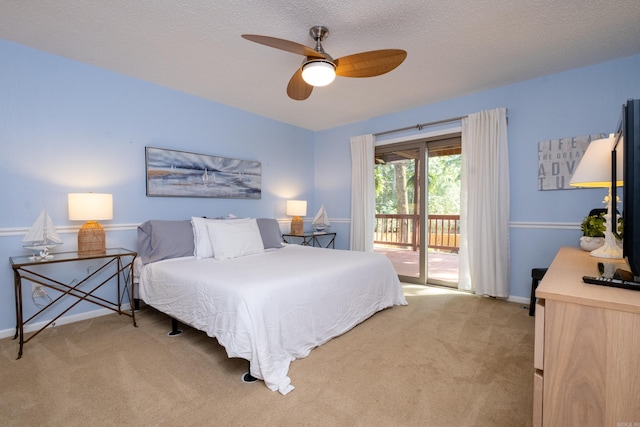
[459,108,510,297]
[350,134,375,252]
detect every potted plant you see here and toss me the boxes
[579,213,606,251]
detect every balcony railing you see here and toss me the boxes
[374,214,460,252]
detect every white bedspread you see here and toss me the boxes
[138,244,406,394]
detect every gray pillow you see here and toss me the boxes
[137,220,195,264]
[256,218,284,249]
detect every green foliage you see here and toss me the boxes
[580,213,606,237]
[427,154,461,214]
[618,217,624,238]
[374,154,461,215]
[375,161,414,214]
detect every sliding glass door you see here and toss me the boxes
[374,134,461,286]
[375,143,423,282]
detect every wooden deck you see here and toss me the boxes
[374,246,459,284]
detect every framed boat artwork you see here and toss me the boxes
[145,147,261,199]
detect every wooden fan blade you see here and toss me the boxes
[335,49,407,78]
[287,68,313,101]
[242,34,326,59]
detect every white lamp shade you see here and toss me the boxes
[301,60,336,87]
[569,135,623,188]
[286,200,307,217]
[68,193,113,221]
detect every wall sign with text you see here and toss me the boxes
[537,133,605,191]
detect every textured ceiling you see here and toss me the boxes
[1,1,639,131]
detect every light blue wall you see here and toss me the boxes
[1,37,639,335]
[0,39,315,333]
[314,54,640,300]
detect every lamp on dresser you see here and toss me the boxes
[286,200,307,235]
[68,193,113,255]
[569,134,623,259]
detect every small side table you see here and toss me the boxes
[282,232,336,248]
[10,248,137,359]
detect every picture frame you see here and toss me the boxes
[145,147,261,199]
[537,133,605,191]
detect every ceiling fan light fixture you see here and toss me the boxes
[301,60,336,87]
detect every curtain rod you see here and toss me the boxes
[373,115,467,138]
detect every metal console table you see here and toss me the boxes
[10,247,137,359]
[282,232,336,248]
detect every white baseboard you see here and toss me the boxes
[507,295,530,305]
[0,304,132,340]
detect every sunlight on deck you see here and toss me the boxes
[375,246,459,283]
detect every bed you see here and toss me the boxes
[136,217,407,394]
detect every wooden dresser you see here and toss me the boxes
[533,246,640,426]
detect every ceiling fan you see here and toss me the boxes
[242,26,407,101]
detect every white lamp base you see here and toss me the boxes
[590,231,622,259]
[590,188,623,259]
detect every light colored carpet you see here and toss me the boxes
[0,285,534,426]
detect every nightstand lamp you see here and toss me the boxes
[68,193,113,255]
[286,200,307,235]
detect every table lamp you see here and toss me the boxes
[569,135,623,258]
[68,193,113,255]
[286,200,307,235]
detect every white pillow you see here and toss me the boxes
[206,219,265,260]
[191,217,251,259]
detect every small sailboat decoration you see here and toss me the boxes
[312,204,331,233]
[22,209,63,259]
